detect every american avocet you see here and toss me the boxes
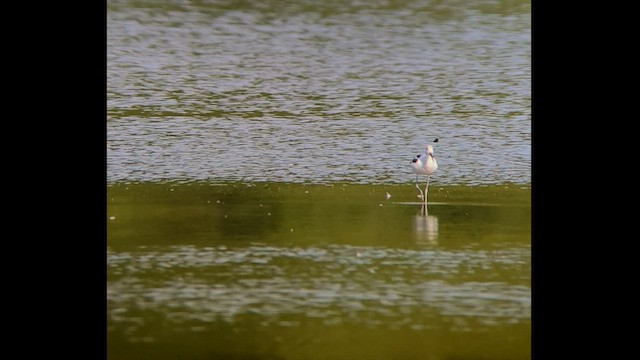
[411,138,439,204]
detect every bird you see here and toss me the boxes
[411,138,439,204]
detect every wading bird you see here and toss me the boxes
[411,138,439,204]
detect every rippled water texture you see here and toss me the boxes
[108,244,530,329]
[107,183,530,359]
[108,1,531,358]
[107,0,530,185]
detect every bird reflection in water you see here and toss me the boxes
[413,205,439,246]
[410,137,439,245]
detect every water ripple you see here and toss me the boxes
[108,244,530,331]
[108,1,530,185]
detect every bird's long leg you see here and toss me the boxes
[424,175,431,205]
[415,175,424,201]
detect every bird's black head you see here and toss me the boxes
[433,138,439,143]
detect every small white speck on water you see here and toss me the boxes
[305,190,309,194]
[216,200,220,204]
[259,204,263,207]
[356,252,362,258]
[109,216,116,220]
[224,215,228,218]
[267,212,271,216]
[170,188,174,192]
[385,192,391,199]
[207,200,210,203]
[379,203,383,207]
[290,228,294,232]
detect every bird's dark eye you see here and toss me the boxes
[434,138,439,142]
[411,159,418,163]
[416,154,421,158]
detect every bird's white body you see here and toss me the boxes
[411,143,438,205]
[411,144,438,176]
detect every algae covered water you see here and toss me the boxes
[107,183,530,360]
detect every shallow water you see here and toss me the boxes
[107,0,531,358]
[107,182,530,359]
[107,0,530,185]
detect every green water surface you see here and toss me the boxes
[107,182,530,360]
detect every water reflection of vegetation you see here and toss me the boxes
[115,0,532,18]
[107,181,530,360]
